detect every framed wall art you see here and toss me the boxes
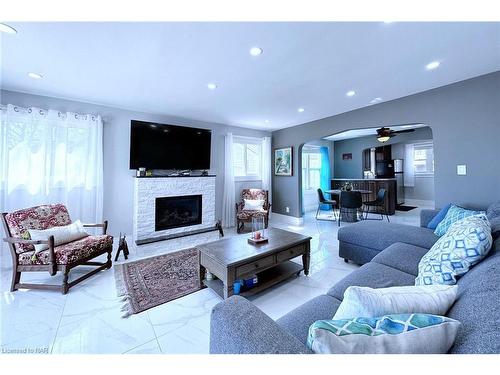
[274,146,293,176]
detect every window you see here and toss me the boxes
[302,148,322,190]
[233,137,262,180]
[413,143,434,175]
[0,104,104,223]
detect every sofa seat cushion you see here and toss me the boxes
[276,294,342,344]
[338,221,439,252]
[327,262,415,301]
[448,247,500,353]
[236,209,268,220]
[372,242,430,276]
[18,235,113,265]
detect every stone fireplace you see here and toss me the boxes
[133,176,216,246]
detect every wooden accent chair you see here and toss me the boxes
[1,204,113,294]
[235,189,271,234]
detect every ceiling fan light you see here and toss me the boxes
[378,136,391,143]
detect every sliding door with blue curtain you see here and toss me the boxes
[320,146,331,209]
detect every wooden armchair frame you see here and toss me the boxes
[1,214,113,294]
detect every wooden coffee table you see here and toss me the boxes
[197,227,311,299]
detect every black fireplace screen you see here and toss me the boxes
[155,195,202,231]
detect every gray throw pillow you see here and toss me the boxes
[487,202,500,220]
[490,217,500,241]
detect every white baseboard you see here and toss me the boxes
[270,212,304,226]
[303,204,318,213]
[404,199,435,208]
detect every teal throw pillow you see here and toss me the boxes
[434,204,485,236]
[307,313,460,354]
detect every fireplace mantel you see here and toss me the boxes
[133,176,216,244]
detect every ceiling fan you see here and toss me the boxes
[376,127,415,143]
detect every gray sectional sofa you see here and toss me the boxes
[209,205,500,354]
[338,210,440,265]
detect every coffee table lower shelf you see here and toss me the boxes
[203,261,303,299]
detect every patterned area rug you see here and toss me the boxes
[114,248,202,317]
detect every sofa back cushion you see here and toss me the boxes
[241,189,268,203]
[4,204,72,253]
[447,240,500,353]
[486,201,500,220]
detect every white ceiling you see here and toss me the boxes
[1,22,499,130]
[323,124,427,141]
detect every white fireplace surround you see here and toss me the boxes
[133,176,216,243]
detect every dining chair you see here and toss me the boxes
[363,188,390,222]
[338,191,363,227]
[316,188,337,221]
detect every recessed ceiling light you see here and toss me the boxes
[346,90,356,97]
[425,61,440,70]
[297,108,305,113]
[370,97,382,104]
[0,23,17,34]
[249,47,263,56]
[28,72,43,80]
[207,83,217,90]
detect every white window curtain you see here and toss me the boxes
[261,136,272,202]
[0,104,104,223]
[404,143,415,187]
[221,132,235,228]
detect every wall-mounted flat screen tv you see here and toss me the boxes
[129,120,211,170]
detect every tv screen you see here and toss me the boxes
[129,120,211,170]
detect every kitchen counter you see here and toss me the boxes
[331,178,397,215]
[333,178,396,181]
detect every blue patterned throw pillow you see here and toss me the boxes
[434,205,485,236]
[416,214,492,286]
[307,314,460,354]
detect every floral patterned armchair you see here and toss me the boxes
[235,189,271,233]
[1,204,113,294]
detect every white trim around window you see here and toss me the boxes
[413,141,435,177]
[233,136,263,182]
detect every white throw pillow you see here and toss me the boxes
[29,220,88,253]
[333,285,458,320]
[243,199,265,211]
[307,314,460,354]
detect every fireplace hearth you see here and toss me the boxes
[155,195,202,231]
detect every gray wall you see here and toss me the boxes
[1,89,270,236]
[333,127,435,202]
[392,142,435,202]
[333,127,433,178]
[272,71,500,217]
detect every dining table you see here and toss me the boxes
[324,189,373,222]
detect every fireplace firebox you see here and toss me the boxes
[155,195,202,231]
